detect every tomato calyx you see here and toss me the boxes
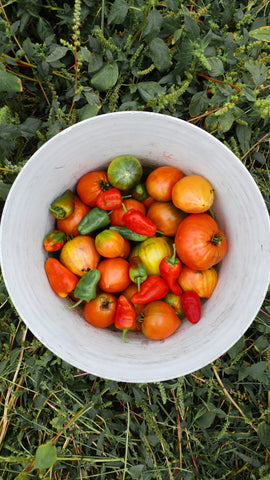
[210,232,225,246]
[96,179,112,192]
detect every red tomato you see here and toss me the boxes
[95,229,125,258]
[178,265,218,298]
[77,171,109,206]
[145,166,184,202]
[109,198,146,227]
[60,236,100,277]
[83,293,117,328]
[175,213,228,270]
[141,301,181,340]
[146,201,186,237]
[98,258,131,293]
[172,175,214,213]
[57,195,90,237]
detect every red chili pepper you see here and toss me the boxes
[123,208,157,237]
[159,244,182,295]
[43,229,67,252]
[45,258,79,298]
[182,291,201,324]
[131,275,168,304]
[96,188,122,210]
[114,295,137,342]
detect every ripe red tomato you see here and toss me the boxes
[141,301,181,340]
[178,265,218,298]
[98,257,131,293]
[77,170,109,206]
[60,236,100,277]
[172,175,214,213]
[146,201,186,237]
[175,213,228,270]
[83,293,117,328]
[57,195,90,237]
[109,198,146,227]
[95,229,125,258]
[145,166,184,202]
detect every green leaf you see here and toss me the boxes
[258,423,270,447]
[46,46,68,63]
[149,38,171,72]
[227,336,245,359]
[0,181,12,200]
[207,57,224,77]
[218,112,234,132]
[245,361,268,382]
[0,71,22,92]
[142,10,163,41]
[129,464,145,478]
[78,104,100,121]
[236,124,251,154]
[108,0,129,25]
[245,60,268,86]
[91,63,119,91]
[249,26,270,43]
[137,82,165,102]
[34,441,57,470]
[197,411,216,429]
[189,91,209,117]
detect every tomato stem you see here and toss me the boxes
[211,233,224,245]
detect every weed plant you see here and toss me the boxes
[0,1,269,478]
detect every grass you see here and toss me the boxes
[0,0,270,478]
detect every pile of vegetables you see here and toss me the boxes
[44,155,228,342]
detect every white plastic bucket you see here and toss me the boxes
[0,112,269,382]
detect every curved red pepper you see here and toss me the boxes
[123,209,157,237]
[96,187,122,210]
[131,275,168,304]
[159,244,182,295]
[182,291,201,324]
[114,295,137,342]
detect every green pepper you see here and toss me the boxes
[68,269,101,309]
[49,189,75,219]
[129,256,148,291]
[109,225,148,242]
[78,207,111,235]
[131,183,149,202]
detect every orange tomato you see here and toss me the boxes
[109,198,146,227]
[60,236,100,277]
[77,170,109,206]
[172,175,214,213]
[146,201,186,237]
[119,238,131,258]
[178,265,218,298]
[98,257,131,293]
[95,229,125,258]
[162,292,185,318]
[57,195,90,237]
[145,166,184,202]
[141,301,181,340]
[84,293,117,328]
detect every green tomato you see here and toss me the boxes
[107,155,143,192]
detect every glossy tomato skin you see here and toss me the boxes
[95,229,125,258]
[77,171,109,206]
[141,301,181,340]
[162,292,185,318]
[57,195,90,237]
[172,175,214,213]
[175,213,228,270]
[146,201,186,236]
[145,166,184,202]
[109,198,146,227]
[130,236,173,276]
[60,236,100,277]
[178,265,218,298]
[83,293,117,328]
[98,257,131,293]
[107,155,143,192]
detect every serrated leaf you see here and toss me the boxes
[189,91,209,117]
[0,71,22,92]
[149,38,171,72]
[108,0,129,25]
[258,423,270,447]
[245,361,268,382]
[34,441,57,470]
[249,26,270,43]
[91,63,119,91]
